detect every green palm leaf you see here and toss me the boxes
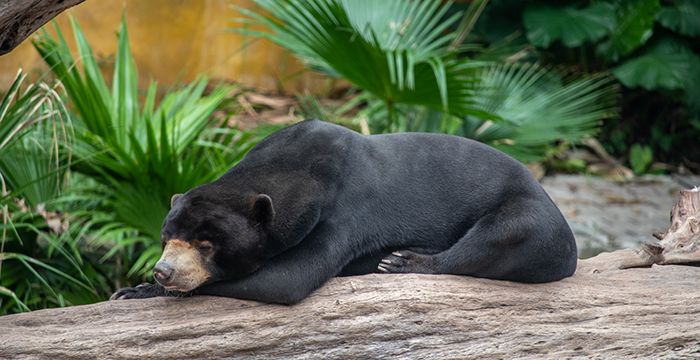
[0,70,71,206]
[240,0,619,161]
[466,64,619,161]
[33,16,251,277]
[236,0,485,118]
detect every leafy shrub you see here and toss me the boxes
[30,17,259,279]
[0,70,96,313]
[238,0,619,162]
[513,0,700,170]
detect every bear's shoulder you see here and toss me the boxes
[245,120,358,162]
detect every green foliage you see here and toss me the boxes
[519,0,700,171]
[0,71,97,314]
[0,71,47,151]
[523,3,616,47]
[612,38,700,91]
[31,17,250,277]
[1,16,263,314]
[629,143,653,174]
[521,0,699,103]
[466,65,618,161]
[239,0,618,161]
[596,0,660,61]
[657,0,700,37]
[0,70,71,206]
[236,0,488,121]
[0,202,106,314]
[524,0,662,61]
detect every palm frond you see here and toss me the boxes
[236,0,487,117]
[0,70,71,207]
[240,0,619,161]
[465,64,619,161]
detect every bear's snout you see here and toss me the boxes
[156,239,212,292]
[153,261,174,285]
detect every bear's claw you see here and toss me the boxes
[377,250,437,274]
[110,283,165,300]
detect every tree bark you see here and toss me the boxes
[0,0,85,55]
[0,256,699,359]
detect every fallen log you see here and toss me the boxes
[0,0,85,55]
[0,256,698,359]
[2,187,699,358]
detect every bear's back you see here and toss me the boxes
[237,120,360,171]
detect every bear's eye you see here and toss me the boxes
[196,241,213,252]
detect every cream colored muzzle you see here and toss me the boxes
[155,239,211,292]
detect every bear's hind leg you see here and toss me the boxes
[378,250,439,274]
[379,200,577,282]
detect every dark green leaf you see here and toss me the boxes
[597,0,660,61]
[629,143,653,174]
[523,3,616,48]
[612,39,700,91]
[657,0,700,37]
[683,56,700,114]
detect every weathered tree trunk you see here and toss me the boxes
[603,187,700,270]
[0,257,699,359]
[0,0,85,55]
[2,188,699,359]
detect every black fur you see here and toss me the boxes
[114,120,577,304]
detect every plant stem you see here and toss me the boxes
[449,0,490,52]
[387,100,396,132]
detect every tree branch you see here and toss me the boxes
[0,0,85,56]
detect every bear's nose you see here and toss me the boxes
[153,262,174,284]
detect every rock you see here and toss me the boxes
[0,0,85,55]
[1,253,699,359]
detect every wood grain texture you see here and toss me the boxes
[0,252,699,359]
[0,0,85,55]
[658,188,700,264]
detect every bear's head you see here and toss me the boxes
[152,187,276,292]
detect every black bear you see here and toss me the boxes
[111,120,577,304]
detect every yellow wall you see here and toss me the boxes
[0,0,336,94]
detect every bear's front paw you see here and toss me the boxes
[377,250,438,274]
[110,283,166,300]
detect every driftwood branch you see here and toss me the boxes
[1,256,699,359]
[605,188,700,269]
[0,0,85,55]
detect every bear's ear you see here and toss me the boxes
[170,193,183,208]
[251,194,275,225]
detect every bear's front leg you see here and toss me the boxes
[196,222,352,305]
[110,282,170,300]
